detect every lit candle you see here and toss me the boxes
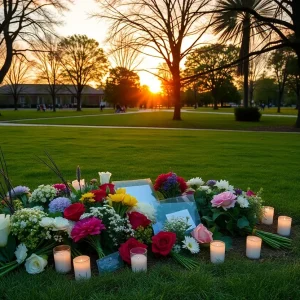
[130,247,147,272]
[246,236,262,259]
[261,206,274,225]
[53,245,71,274]
[277,216,292,236]
[72,179,85,191]
[210,240,225,264]
[73,255,91,280]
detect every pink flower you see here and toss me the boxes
[246,190,256,197]
[53,184,66,191]
[191,224,213,243]
[71,217,106,242]
[211,191,237,210]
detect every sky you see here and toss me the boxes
[60,0,163,92]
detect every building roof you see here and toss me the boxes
[0,84,104,95]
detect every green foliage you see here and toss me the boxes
[254,76,277,104]
[234,107,261,121]
[134,226,153,245]
[105,67,140,107]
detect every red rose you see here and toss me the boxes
[90,189,107,202]
[99,183,115,195]
[176,176,188,193]
[128,212,151,230]
[119,238,147,264]
[64,203,85,221]
[152,231,176,256]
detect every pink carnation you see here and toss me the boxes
[246,190,256,197]
[53,183,67,191]
[191,224,213,243]
[71,217,106,242]
[211,191,237,210]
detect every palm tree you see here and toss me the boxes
[213,0,275,108]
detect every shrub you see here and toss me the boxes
[234,107,261,122]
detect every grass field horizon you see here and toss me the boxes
[0,121,299,299]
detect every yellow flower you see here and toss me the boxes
[108,193,124,203]
[80,192,95,203]
[122,194,138,207]
[116,188,126,194]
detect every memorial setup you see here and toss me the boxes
[0,152,293,279]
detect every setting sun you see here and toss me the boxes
[141,76,162,93]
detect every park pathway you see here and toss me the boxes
[0,122,299,134]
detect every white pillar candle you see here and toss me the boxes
[73,255,91,280]
[53,245,71,274]
[277,216,292,236]
[131,254,147,272]
[210,240,225,264]
[72,179,85,191]
[130,247,147,272]
[246,236,262,259]
[261,206,274,225]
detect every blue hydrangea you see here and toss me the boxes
[206,180,216,187]
[49,197,72,213]
[7,186,30,198]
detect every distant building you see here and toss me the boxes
[0,84,105,108]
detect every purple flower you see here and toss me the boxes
[234,188,243,195]
[162,173,178,191]
[7,186,30,198]
[49,197,72,213]
[206,180,216,187]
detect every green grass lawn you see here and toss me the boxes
[0,126,299,299]
[2,110,298,131]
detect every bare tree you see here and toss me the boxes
[108,31,143,71]
[34,35,62,112]
[0,0,71,83]
[58,34,109,111]
[96,0,210,120]
[4,55,34,110]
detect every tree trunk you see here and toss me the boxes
[172,65,181,120]
[52,93,56,112]
[238,15,251,108]
[76,90,82,111]
[249,80,254,106]
[0,37,13,84]
[277,87,283,113]
[212,89,218,110]
[13,94,18,111]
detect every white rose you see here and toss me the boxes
[39,217,54,227]
[71,179,85,191]
[15,243,28,264]
[25,254,47,274]
[98,172,112,185]
[52,217,70,231]
[0,214,10,247]
[187,177,204,188]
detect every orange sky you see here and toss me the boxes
[60,1,216,93]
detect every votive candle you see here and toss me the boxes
[277,216,292,236]
[210,240,225,264]
[130,247,147,272]
[261,206,274,225]
[53,245,71,273]
[246,236,262,259]
[73,255,91,280]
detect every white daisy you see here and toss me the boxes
[215,180,234,191]
[187,177,204,188]
[182,236,200,254]
[237,196,249,208]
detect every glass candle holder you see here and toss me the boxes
[210,240,225,264]
[73,255,91,280]
[277,216,292,236]
[261,206,274,225]
[246,236,262,259]
[53,245,71,274]
[130,247,147,272]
